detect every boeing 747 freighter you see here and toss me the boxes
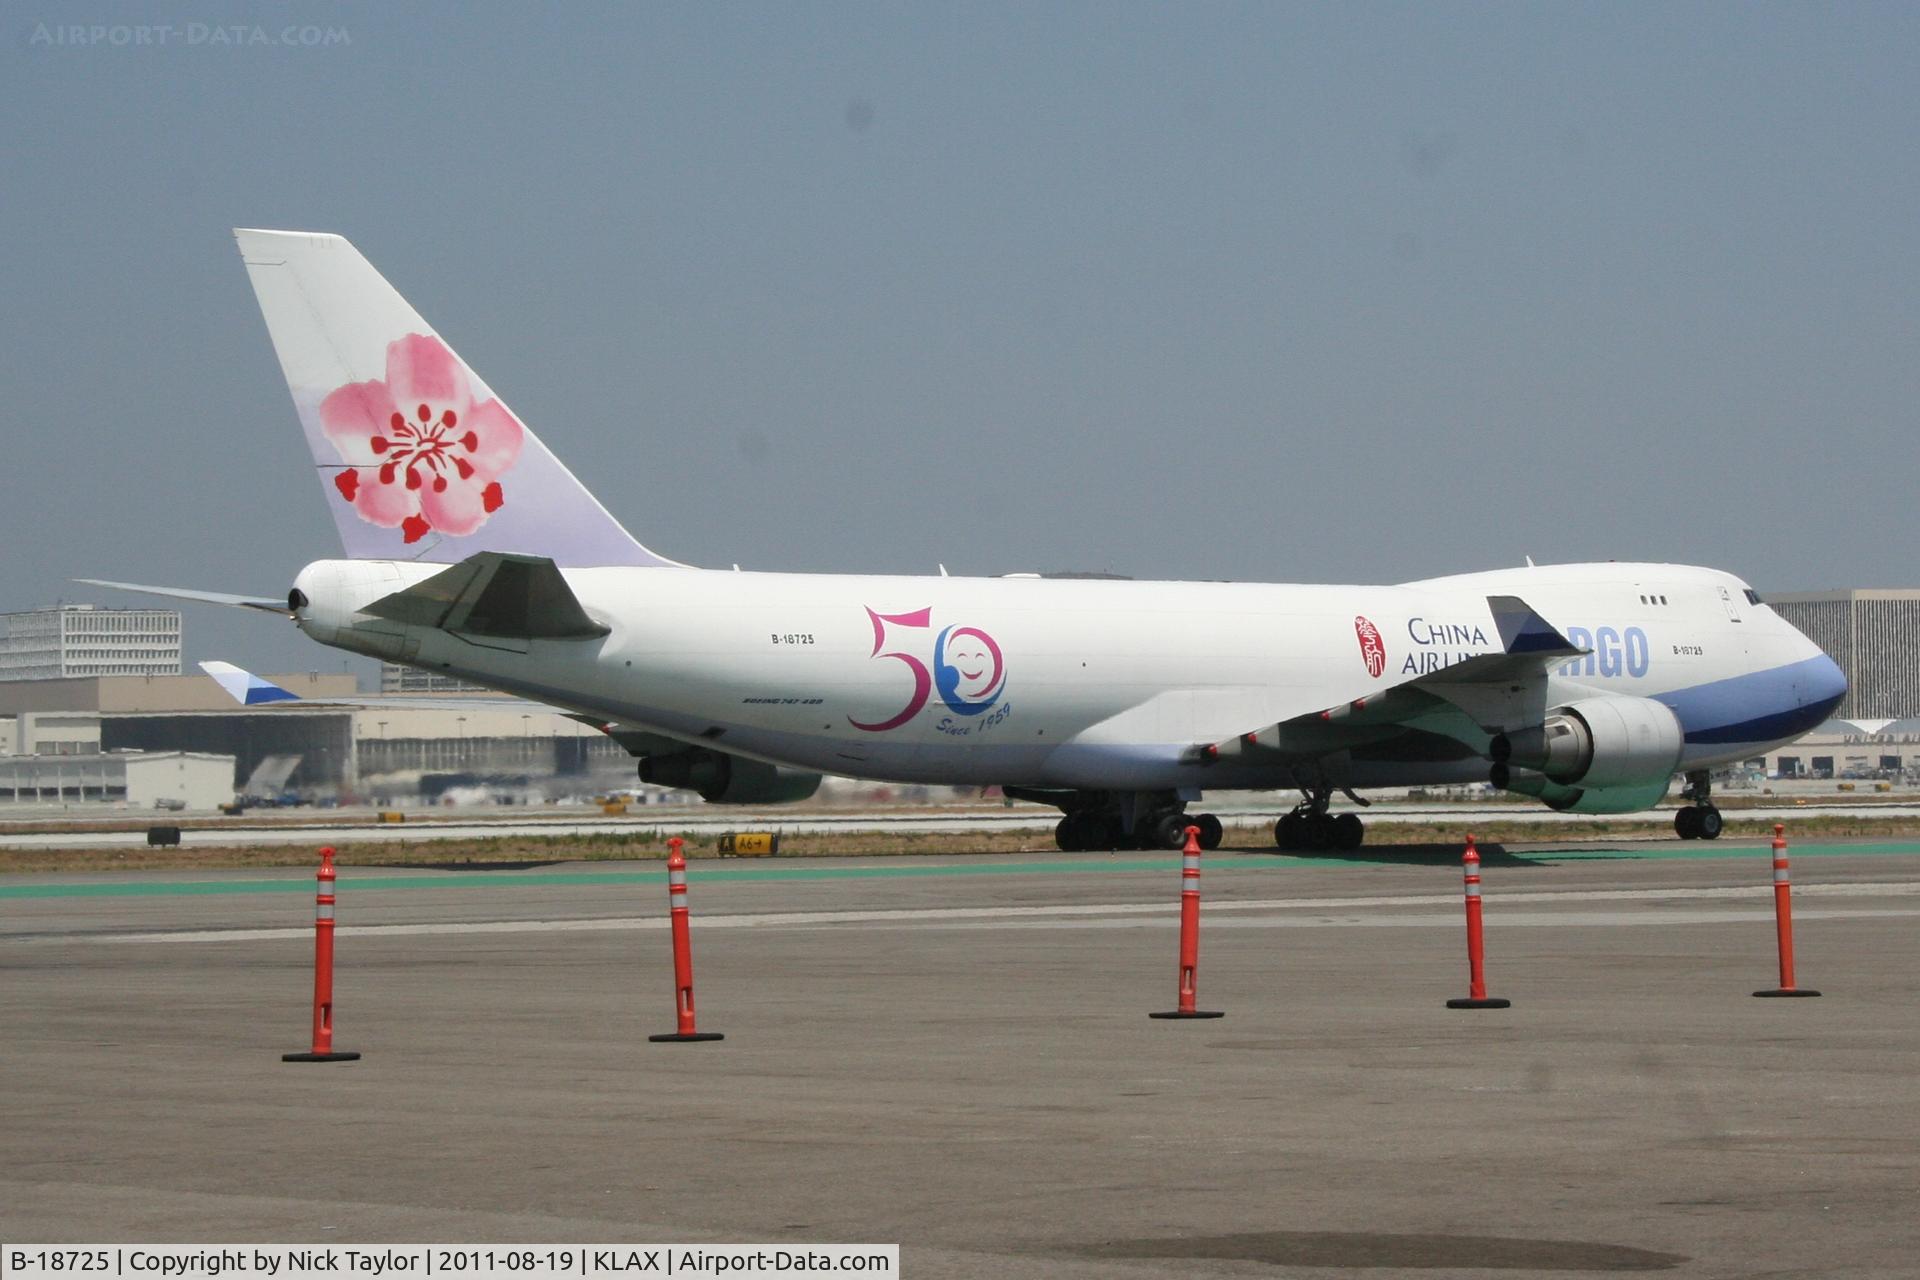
[88,230,1848,852]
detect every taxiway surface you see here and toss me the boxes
[7,800,1920,850]
[5,838,1919,1277]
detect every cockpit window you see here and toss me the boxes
[1744,588,1763,606]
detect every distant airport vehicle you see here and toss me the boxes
[86,230,1847,851]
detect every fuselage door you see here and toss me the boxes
[1718,585,1743,623]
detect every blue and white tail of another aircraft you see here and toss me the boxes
[88,231,1847,851]
[199,661,300,706]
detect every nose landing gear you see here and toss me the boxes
[1674,770,1723,840]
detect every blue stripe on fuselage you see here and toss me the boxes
[1656,654,1848,746]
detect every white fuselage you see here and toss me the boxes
[290,558,1845,796]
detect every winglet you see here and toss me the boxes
[200,661,302,706]
[1486,595,1584,657]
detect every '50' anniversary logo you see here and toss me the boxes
[850,607,1007,732]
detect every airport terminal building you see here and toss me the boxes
[0,605,182,681]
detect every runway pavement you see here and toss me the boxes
[5,836,1920,1277]
[7,799,1920,850]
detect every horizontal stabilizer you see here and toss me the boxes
[75,579,290,615]
[362,552,610,641]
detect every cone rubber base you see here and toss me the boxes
[1149,1010,1225,1019]
[282,1051,361,1062]
[649,1031,726,1042]
[1753,988,1821,998]
[1446,998,1512,1009]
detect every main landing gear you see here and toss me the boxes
[1040,793,1225,852]
[1273,784,1366,852]
[1674,770,1723,840]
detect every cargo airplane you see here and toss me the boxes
[87,230,1849,852]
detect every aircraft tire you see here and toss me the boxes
[1674,808,1701,840]
[1150,812,1190,849]
[1057,812,1107,852]
[1332,812,1365,851]
[1195,813,1224,850]
[1697,806,1723,840]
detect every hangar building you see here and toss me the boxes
[1766,590,1920,719]
[0,671,634,802]
[0,750,234,809]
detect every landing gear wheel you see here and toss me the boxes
[1194,813,1224,850]
[1149,812,1190,850]
[1676,770,1721,841]
[1274,779,1358,854]
[1276,808,1345,851]
[1056,811,1114,852]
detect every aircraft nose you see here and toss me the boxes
[1803,652,1848,719]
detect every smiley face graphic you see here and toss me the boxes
[933,624,1006,715]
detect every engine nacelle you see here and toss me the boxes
[1489,765,1675,814]
[1491,695,1684,789]
[639,749,823,805]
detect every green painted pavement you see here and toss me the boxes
[3,839,1919,901]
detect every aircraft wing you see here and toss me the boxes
[1206,595,1587,766]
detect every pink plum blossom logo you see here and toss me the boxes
[318,333,524,544]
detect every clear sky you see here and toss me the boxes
[5,3,1916,679]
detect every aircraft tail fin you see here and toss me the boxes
[233,229,685,569]
[199,661,302,706]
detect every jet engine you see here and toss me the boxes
[638,749,823,805]
[1490,765,1675,814]
[1489,695,1684,811]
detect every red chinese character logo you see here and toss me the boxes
[1354,615,1386,678]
